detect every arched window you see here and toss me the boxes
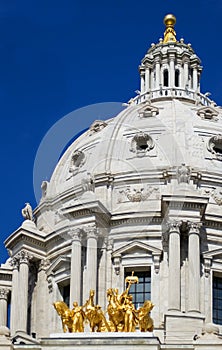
[175,69,179,87]
[163,69,169,87]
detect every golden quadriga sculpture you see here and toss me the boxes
[54,272,154,333]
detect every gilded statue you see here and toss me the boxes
[54,272,154,333]
[71,302,85,332]
[53,301,73,333]
[137,300,154,332]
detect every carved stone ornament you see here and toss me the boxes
[16,250,33,265]
[211,188,222,205]
[208,135,222,160]
[68,228,82,241]
[118,186,160,203]
[153,254,160,274]
[176,163,191,184]
[68,150,85,177]
[167,220,182,233]
[130,132,154,155]
[39,259,50,272]
[21,202,33,221]
[81,172,95,192]
[138,104,159,118]
[0,289,9,300]
[197,106,219,121]
[89,120,107,135]
[41,181,48,198]
[203,257,212,278]
[84,226,98,239]
[113,256,121,275]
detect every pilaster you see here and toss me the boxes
[0,289,9,327]
[69,228,82,306]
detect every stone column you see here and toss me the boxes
[145,68,150,92]
[10,257,19,335]
[70,228,82,306]
[155,60,160,88]
[85,227,98,293]
[140,71,145,94]
[184,61,189,89]
[169,56,175,87]
[192,66,198,90]
[35,259,50,337]
[17,250,32,333]
[168,221,181,311]
[188,222,201,313]
[0,289,9,327]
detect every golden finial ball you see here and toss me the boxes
[163,14,176,27]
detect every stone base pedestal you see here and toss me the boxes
[40,332,160,350]
[165,312,205,344]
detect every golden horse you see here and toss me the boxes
[53,301,73,332]
[137,300,154,332]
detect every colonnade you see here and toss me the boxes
[167,221,201,313]
[140,54,200,94]
[70,226,98,306]
[10,250,33,335]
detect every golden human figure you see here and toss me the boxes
[71,301,85,332]
[122,298,138,332]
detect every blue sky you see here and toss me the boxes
[1,0,222,263]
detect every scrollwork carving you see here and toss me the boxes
[130,132,154,155]
[208,135,222,160]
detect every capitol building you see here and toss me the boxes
[0,14,222,349]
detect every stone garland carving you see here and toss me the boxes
[208,135,222,160]
[176,163,191,184]
[89,120,107,135]
[130,132,154,155]
[118,186,160,203]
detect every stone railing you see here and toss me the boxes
[131,87,214,107]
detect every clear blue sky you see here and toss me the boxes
[1,0,222,263]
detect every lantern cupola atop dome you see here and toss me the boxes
[133,14,213,107]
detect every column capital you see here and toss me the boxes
[69,228,82,242]
[9,257,19,270]
[39,259,50,272]
[16,250,33,265]
[0,288,9,300]
[167,220,182,234]
[188,221,202,235]
[84,226,98,240]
